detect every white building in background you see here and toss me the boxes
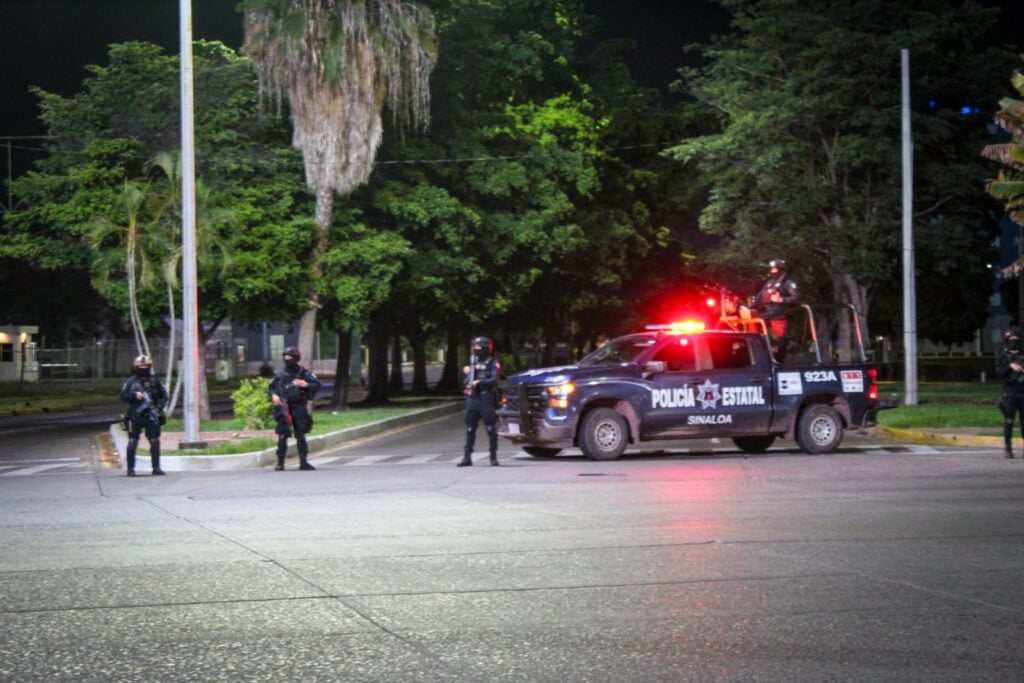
[0,325,39,382]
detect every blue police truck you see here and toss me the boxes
[496,305,886,459]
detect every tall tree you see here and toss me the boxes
[242,0,438,362]
[87,179,156,358]
[983,64,1024,271]
[2,41,312,393]
[669,0,1012,342]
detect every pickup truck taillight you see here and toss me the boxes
[867,368,879,401]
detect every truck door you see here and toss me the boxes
[702,335,772,433]
[641,335,704,437]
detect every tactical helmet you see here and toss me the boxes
[769,259,788,274]
[282,346,301,368]
[471,336,493,357]
[133,354,153,376]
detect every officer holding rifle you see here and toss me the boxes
[996,328,1024,459]
[458,336,501,467]
[269,346,321,471]
[120,354,168,477]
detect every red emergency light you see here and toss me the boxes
[647,320,706,334]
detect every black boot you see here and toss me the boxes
[489,453,500,466]
[298,459,316,471]
[1006,449,1015,459]
[126,441,137,477]
[151,442,165,475]
[457,454,473,467]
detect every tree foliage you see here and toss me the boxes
[2,40,314,341]
[242,0,439,363]
[669,0,1013,342]
[983,65,1024,263]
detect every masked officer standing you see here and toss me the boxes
[753,259,800,340]
[996,328,1024,459]
[269,346,321,471]
[458,336,501,467]
[120,354,168,477]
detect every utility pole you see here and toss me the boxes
[179,0,205,447]
[901,49,918,406]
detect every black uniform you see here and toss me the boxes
[460,349,501,467]
[995,336,1024,458]
[753,273,800,321]
[268,362,321,470]
[120,371,168,475]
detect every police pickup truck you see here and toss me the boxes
[496,306,884,460]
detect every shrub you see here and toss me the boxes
[232,378,273,430]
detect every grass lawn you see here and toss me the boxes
[163,403,451,455]
[877,381,1002,430]
[164,405,432,434]
[0,380,124,414]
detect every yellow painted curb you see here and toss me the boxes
[877,425,1004,448]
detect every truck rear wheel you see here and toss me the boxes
[796,404,842,454]
[579,408,628,460]
[732,435,776,454]
[523,447,562,458]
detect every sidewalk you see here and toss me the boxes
[107,401,463,472]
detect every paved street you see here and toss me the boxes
[1,412,1023,681]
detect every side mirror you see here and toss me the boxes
[643,360,666,376]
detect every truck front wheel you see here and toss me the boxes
[579,408,628,460]
[796,404,842,454]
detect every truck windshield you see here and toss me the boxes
[578,334,658,367]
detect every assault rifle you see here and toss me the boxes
[465,352,476,397]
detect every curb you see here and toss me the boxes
[108,401,464,472]
[877,425,1004,449]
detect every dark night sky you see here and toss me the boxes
[0,0,731,138]
[0,0,1020,139]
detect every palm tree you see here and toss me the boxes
[242,0,437,361]
[88,180,158,359]
[983,67,1024,277]
[147,152,233,419]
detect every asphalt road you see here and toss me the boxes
[1,412,1023,681]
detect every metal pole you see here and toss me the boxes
[5,140,12,213]
[180,0,203,445]
[901,49,918,406]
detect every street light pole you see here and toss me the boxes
[901,49,918,406]
[179,0,204,446]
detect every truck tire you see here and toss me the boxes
[523,447,562,458]
[796,404,842,454]
[732,435,776,454]
[579,408,628,460]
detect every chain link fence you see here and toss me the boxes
[35,339,248,381]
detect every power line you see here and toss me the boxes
[0,139,676,169]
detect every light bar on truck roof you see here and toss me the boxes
[645,320,706,334]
